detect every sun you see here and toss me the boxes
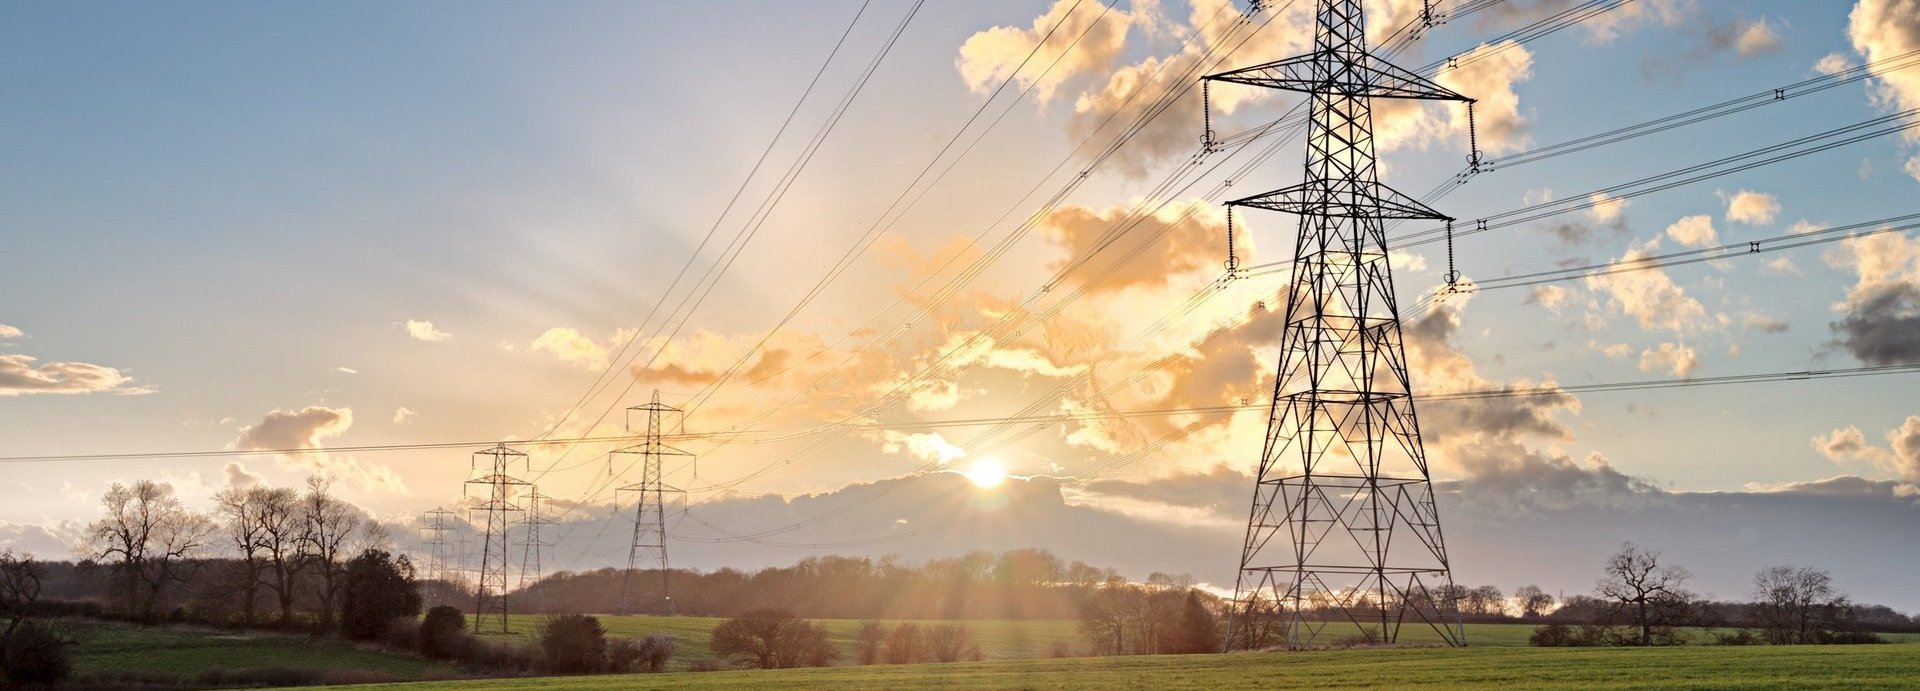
[964,458,1007,488]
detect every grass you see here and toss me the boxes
[66,621,457,683]
[329,643,1920,690]
[477,615,1083,669]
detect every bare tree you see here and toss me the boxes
[1752,565,1852,645]
[1514,584,1555,619]
[86,481,159,616]
[139,502,214,622]
[215,487,268,626]
[253,486,306,624]
[300,477,363,630]
[1463,585,1506,617]
[1,550,43,640]
[1596,542,1695,646]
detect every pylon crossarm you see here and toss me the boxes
[1228,179,1453,220]
[1206,49,1473,102]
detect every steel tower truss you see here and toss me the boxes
[464,443,529,634]
[613,390,690,616]
[1211,0,1472,650]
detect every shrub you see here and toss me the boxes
[854,620,886,665]
[710,609,837,669]
[882,622,923,663]
[419,605,466,659]
[1713,629,1764,646]
[1530,623,1606,647]
[537,614,607,674]
[384,617,421,652]
[636,633,676,672]
[924,623,982,662]
[341,549,423,641]
[2,621,73,686]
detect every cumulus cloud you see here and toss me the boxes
[1527,285,1569,311]
[1040,198,1244,295]
[956,0,1137,105]
[1723,189,1781,225]
[1740,312,1788,333]
[1588,192,1628,223]
[1585,239,1709,333]
[1372,40,1536,155]
[878,431,967,465]
[1637,342,1699,377]
[0,353,146,397]
[1812,416,1920,494]
[1824,232,1920,364]
[1850,0,1920,180]
[1815,51,1854,75]
[530,327,612,370]
[223,461,266,490]
[1664,214,1716,248]
[405,320,451,342]
[393,407,416,425]
[0,324,21,339]
[234,406,403,493]
[1733,17,1784,58]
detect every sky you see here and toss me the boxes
[3,0,1919,610]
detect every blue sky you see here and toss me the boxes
[4,0,1919,607]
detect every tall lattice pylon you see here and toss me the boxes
[421,507,457,590]
[612,390,690,616]
[517,489,553,612]
[464,444,529,634]
[1208,0,1472,650]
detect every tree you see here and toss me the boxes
[1596,542,1695,646]
[300,477,364,630]
[85,481,214,621]
[214,487,269,626]
[854,620,886,665]
[883,622,923,663]
[1163,590,1221,654]
[1,621,70,686]
[1,550,43,641]
[1514,584,1555,619]
[1464,585,1506,617]
[537,614,607,673]
[253,486,305,625]
[1751,565,1860,645]
[340,549,422,641]
[924,623,981,662]
[709,609,836,669]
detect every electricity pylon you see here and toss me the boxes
[613,390,690,616]
[1209,0,1472,650]
[464,443,529,634]
[517,489,554,612]
[422,506,457,591]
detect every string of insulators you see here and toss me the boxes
[1202,79,1216,154]
[1466,101,1482,172]
[1225,206,1239,272]
[1421,0,1433,28]
[1443,219,1460,290]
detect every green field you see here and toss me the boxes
[67,622,457,684]
[477,615,1083,669]
[333,643,1920,690]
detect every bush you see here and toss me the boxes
[710,609,838,669]
[537,614,607,674]
[384,617,420,651]
[924,624,982,662]
[419,605,466,659]
[882,622,923,663]
[636,633,676,672]
[606,634,674,673]
[1530,623,1606,647]
[2,621,73,686]
[854,621,886,665]
[1712,629,1764,646]
[341,549,423,641]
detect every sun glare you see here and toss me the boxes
[965,458,1007,488]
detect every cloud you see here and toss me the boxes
[405,320,451,342]
[0,353,147,397]
[878,431,967,465]
[1637,342,1699,377]
[1723,189,1781,225]
[1734,17,1784,58]
[1763,256,1802,276]
[233,406,404,493]
[393,407,416,425]
[956,0,1136,105]
[1039,198,1243,295]
[334,366,359,375]
[1664,214,1716,248]
[530,327,611,370]
[1585,239,1709,333]
[223,461,266,490]
[0,324,21,339]
[1850,0,1920,180]
[1528,285,1569,311]
[1824,232,1920,364]
[1588,192,1628,223]
[1578,0,1688,45]
[1812,416,1920,494]
[1815,52,1854,76]
[1743,312,1790,333]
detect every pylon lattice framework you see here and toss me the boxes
[421,507,457,589]
[465,443,529,634]
[613,389,690,616]
[518,489,554,611]
[1209,0,1472,650]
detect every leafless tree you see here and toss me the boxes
[300,477,363,630]
[1464,585,1506,617]
[253,486,306,624]
[1514,584,1555,619]
[85,481,212,620]
[1,550,43,640]
[1596,542,1695,646]
[214,487,268,626]
[1752,565,1852,645]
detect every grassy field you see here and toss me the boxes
[66,621,457,684]
[477,615,1083,669]
[333,643,1920,690]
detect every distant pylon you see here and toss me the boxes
[422,507,457,586]
[517,489,554,612]
[1208,0,1472,649]
[464,443,529,634]
[612,390,690,616]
